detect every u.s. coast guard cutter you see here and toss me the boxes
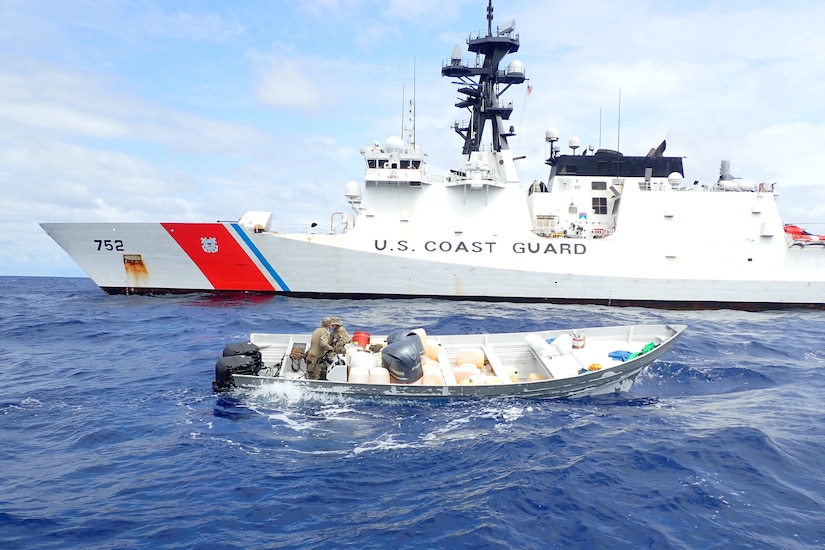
[41,2,825,309]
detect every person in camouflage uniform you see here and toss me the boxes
[329,317,351,354]
[306,317,333,380]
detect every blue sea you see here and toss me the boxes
[2,276,824,549]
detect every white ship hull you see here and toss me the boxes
[41,195,825,309]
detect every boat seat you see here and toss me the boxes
[436,348,458,386]
[530,349,565,379]
[481,343,514,383]
[525,334,580,380]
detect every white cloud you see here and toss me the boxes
[255,57,325,111]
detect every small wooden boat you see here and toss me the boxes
[213,323,686,399]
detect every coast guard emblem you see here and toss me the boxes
[200,237,219,253]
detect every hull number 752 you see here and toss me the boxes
[95,239,124,251]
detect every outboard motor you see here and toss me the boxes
[381,333,424,383]
[213,342,263,392]
[222,341,262,368]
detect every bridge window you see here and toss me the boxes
[591,181,607,191]
[592,197,607,215]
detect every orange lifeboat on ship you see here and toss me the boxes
[784,224,825,246]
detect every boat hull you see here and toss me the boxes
[231,359,647,399]
[41,221,825,309]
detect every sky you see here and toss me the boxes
[3,0,825,277]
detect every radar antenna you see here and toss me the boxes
[442,1,525,155]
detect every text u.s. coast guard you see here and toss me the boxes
[374,240,587,254]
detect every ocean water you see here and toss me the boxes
[1,276,824,549]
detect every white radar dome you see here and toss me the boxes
[667,172,684,188]
[344,180,361,199]
[507,60,524,77]
[385,135,403,153]
[545,128,559,142]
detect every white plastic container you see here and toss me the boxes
[461,374,487,385]
[350,351,376,371]
[456,348,484,368]
[348,365,370,383]
[421,368,445,386]
[463,374,503,385]
[424,338,441,361]
[345,344,361,367]
[453,363,481,384]
[369,367,390,384]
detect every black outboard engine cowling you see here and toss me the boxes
[381,334,424,383]
[386,330,408,345]
[213,342,263,392]
[386,331,426,355]
[223,342,262,365]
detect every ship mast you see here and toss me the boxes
[442,0,524,156]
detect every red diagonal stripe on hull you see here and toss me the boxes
[162,223,274,291]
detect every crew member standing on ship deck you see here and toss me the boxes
[329,317,351,354]
[306,317,333,380]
